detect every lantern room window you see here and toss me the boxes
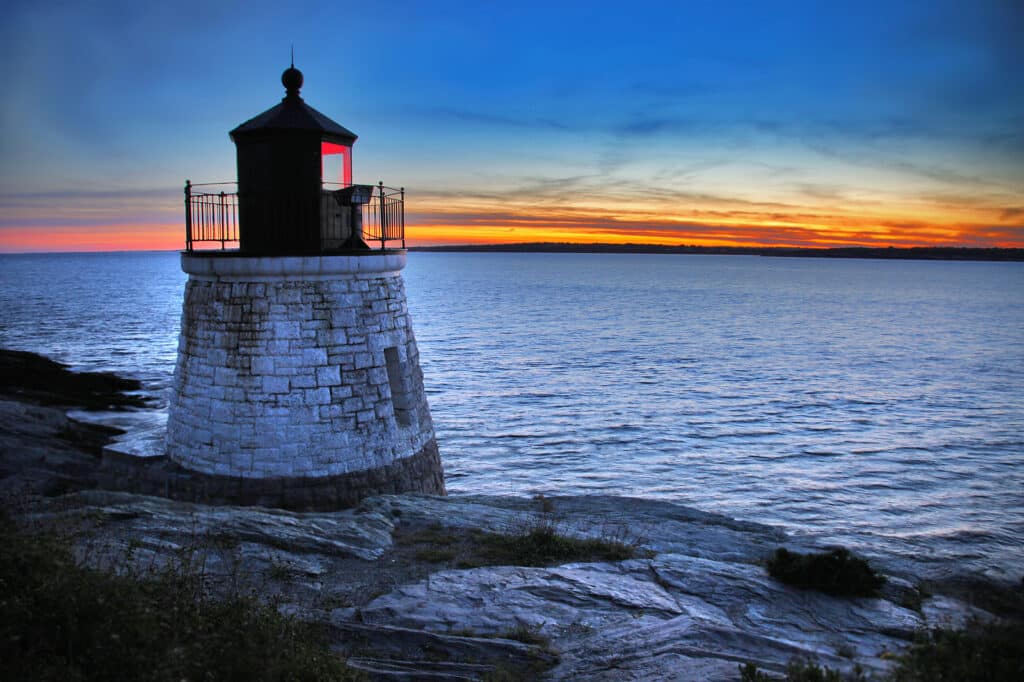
[322,141,352,187]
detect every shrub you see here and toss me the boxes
[766,547,885,597]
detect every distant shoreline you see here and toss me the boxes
[410,243,1024,262]
[3,244,1021,262]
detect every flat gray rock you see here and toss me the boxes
[39,488,395,561]
[21,489,998,680]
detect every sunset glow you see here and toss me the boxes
[1,1,1021,253]
[0,224,185,253]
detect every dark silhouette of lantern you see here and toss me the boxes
[229,64,358,254]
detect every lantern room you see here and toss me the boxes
[183,63,405,255]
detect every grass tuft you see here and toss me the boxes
[394,516,638,570]
[739,659,865,681]
[501,622,550,648]
[474,517,636,567]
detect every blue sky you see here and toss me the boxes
[1,0,1022,250]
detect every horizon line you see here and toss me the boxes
[3,242,1022,259]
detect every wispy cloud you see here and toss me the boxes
[0,188,179,204]
[806,141,997,189]
[0,187,180,229]
[614,118,701,137]
[421,107,574,132]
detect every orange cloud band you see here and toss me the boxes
[2,194,1021,252]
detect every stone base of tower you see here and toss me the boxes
[100,437,444,511]
[163,251,445,508]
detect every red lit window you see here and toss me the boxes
[321,141,352,186]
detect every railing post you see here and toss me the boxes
[378,181,386,250]
[400,187,406,248]
[219,191,226,250]
[184,180,192,252]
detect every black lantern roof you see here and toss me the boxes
[229,66,357,145]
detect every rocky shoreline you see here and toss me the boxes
[1,349,1019,680]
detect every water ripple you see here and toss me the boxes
[2,251,1023,579]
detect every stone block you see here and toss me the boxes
[320,405,342,419]
[290,374,317,389]
[305,388,332,405]
[273,321,301,339]
[274,355,299,370]
[277,392,305,407]
[331,385,353,400]
[213,367,235,386]
[212,422,240,442]
[278,288,302,304]
[207,348,228,365]
[210,403,233,422]
[303,347,328,366]
[262,376,290,394]
[251,356,274,374]
[316,365,341,386]
[331,309,357,327]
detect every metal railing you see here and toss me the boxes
[184,180,405,252]
[184,182,239,250]
[367,185,405,247]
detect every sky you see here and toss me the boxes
[1,0,1022,252]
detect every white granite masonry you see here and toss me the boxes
[166,252,440,489]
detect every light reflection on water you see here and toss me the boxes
[1,251,1022,578]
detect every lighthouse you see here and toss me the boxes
[165,64,445,509]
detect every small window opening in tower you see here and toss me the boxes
[385,347,412,426]
[321,141,352,186]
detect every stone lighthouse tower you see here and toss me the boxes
[165,64,444,509]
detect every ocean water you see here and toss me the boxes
[2,251,1023,579]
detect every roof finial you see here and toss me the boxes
[282,48,303,99]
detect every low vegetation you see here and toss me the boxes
[888,620,1024,681]
[739,659,863,681]
[500,622,551,648]
[740,620,1024,681]
[0,513,364,681]
[766,547,886,597]
[396,516,638,570]
[472,518,637,567]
